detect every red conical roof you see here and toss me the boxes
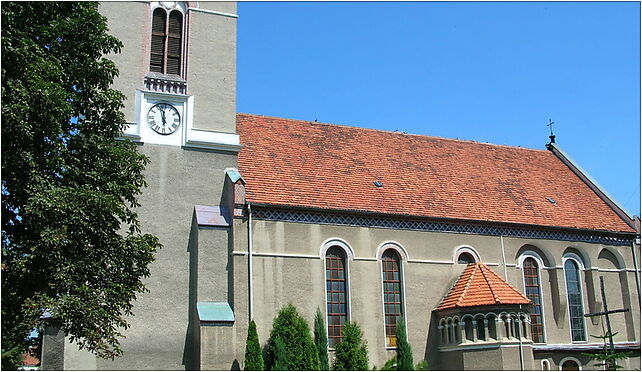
[434,263,531,311]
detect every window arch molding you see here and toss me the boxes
[563,247,591,269]
[453,245,481,264]
[320,238,354,260]
[558,356,582,371]
[518,250,546,268]
[376,241,409,262]
[598,247,624,270]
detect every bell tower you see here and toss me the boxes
[41,2,241,370]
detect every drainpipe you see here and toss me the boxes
[500,235,508,279]
[632,240,641,306]
[247,203,254,321]
[518,305,524,371]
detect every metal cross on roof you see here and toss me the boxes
[547,119,556,144]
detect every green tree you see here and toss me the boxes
[265,305,319,370]
[332,322,369,371]
[271,335,288,371]
[313,308,329,371]
[245,320,264,371]
[395,317,414,370]
[1,2,161,366]
[584,332,630,370]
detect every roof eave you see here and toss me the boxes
[244,201,638,237]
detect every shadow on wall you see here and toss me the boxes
[424,312,441,370]
[183,213,199,370]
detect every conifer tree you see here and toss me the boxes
[265,304,320,370]
[332,322,369,371]
[314,308,329,371]
[244,320,264,371]
[272,335,288,371]
[395,317,414,370]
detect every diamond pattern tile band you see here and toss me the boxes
[252,207,635,246]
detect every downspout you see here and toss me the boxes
[500,235,508,279]
[632,240,641,306]
[518,305,524,371]
[247,203,254,321]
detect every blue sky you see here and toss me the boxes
[237,2,640,217]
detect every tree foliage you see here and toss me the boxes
[265,304,319,371]
[395,317,414,370]
[584,332,630,370]
[332,322,369,371]
[313,308,329,371]
[245,320,264,371]
[1,1,160,362]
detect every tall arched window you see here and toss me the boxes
[564,258,586,342]
[523,257,545,343]
[150,7,184,76]
[326,246,348,347]
[381,249,404,347]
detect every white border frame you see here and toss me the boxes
[453,245,481,264]
[321,238,354,350]
[377,242,409,349]
[518,251,548,344]
[558,356,582,371]
[541,359,551,371]
[562,252,589,344]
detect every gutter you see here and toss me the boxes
[547,142,636,229]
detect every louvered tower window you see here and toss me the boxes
[382,249,403,347]
[150,8,183,76]
[523,258,545,343]
[325,247,348,348]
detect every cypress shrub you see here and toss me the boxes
[395,317,414,370]
[272,335,288,371]
[265,304,320,370]
[332,322,369,371]
[314,308,329,371]
[244,320,264,371]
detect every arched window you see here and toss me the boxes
[326,246,348,347]
[541,359,550,371]
[381,249,404,347]
[564,258,586,342]
[475,316,486,341]
[150,7,184,76]
[458,252,475,264]
[560,357,581,371]
[523,257,545,343]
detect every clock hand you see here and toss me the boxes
[160,109,167,126]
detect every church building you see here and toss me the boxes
[41,2,641,370]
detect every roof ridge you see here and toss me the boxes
[236,112,550,153]
[481,263,531,303]
[479,264,502,304]
[456,264,479,307]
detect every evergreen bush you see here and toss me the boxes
[265,304,320,370]
[244,320,264,371]
[314,308,329,371]
[395,317,414,370]
[332,322,369,371]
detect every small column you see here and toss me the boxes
[482,318,489,341]
[472,320,478,342]
[523,315,532,340]
[496,317,506,340]
[438,325,445,345]
[458,322,466,344]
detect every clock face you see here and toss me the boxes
[147,103,181,135]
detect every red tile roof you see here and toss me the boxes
[237,114,634,233]
[21,351,39,367]
[434,263,531,311]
